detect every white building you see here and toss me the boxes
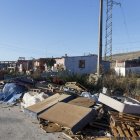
[115,57,140,76]
[54,55,110,74]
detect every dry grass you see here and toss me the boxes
[103,71,139,95]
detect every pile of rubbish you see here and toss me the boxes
[1,79,140,139]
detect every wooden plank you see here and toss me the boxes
[129,126,135,131]
[112,118,140,124]
[136,131,140,136]
[112,127,118,137]
[110,116,121,126]
[127,124,138,131]
[110,114,140,126]
[110,124,119,137]
[135,122,140,126]
[76,83,87,90]
[130,130,138,137]
[116,126,125,137]
[121,124,131,137]
[122,119,139,124]
[119,112,140,120]
[127,125,131,130]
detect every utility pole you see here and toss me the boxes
[97,0,103,76]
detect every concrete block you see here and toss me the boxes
[68,97,95,108]
[24,93,73,118]
[39,102,96,133]
[98,93,140,114]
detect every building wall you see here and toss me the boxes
[33,58,47,72]
[115,58,140,76]
[17,60,29,72]
[115,66,140,76]
[55,58,65,66]
[126,67,140,75]
[0,61,16,70]
[115,61,125,67]
[54,58,65,71]
[64,55,98,74]
[115,67,126,76]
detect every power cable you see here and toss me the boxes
[120,4,132,46]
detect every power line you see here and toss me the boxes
[120,4,131,44]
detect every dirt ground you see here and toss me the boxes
[0,104,71,140]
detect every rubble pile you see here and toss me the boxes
[0,78,140,139]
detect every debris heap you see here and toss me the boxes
[0,79,140,139]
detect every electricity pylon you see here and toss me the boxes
[104,0,121,61]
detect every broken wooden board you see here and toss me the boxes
[65,82,87,92]
[24,93,73,118]
[68,97,95,108]
[39,102,96,133]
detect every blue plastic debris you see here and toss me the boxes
[0,83,26,104]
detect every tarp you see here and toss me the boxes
[0,83,26,104]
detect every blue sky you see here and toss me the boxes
[0,0,139,60]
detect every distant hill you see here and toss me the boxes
[112,51,140,61]
[111,51,140,68]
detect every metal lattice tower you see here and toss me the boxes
[104,0,121,61]
[104,0,113,61]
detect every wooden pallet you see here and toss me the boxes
[110,123,140,137]
[109,111,140,138]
